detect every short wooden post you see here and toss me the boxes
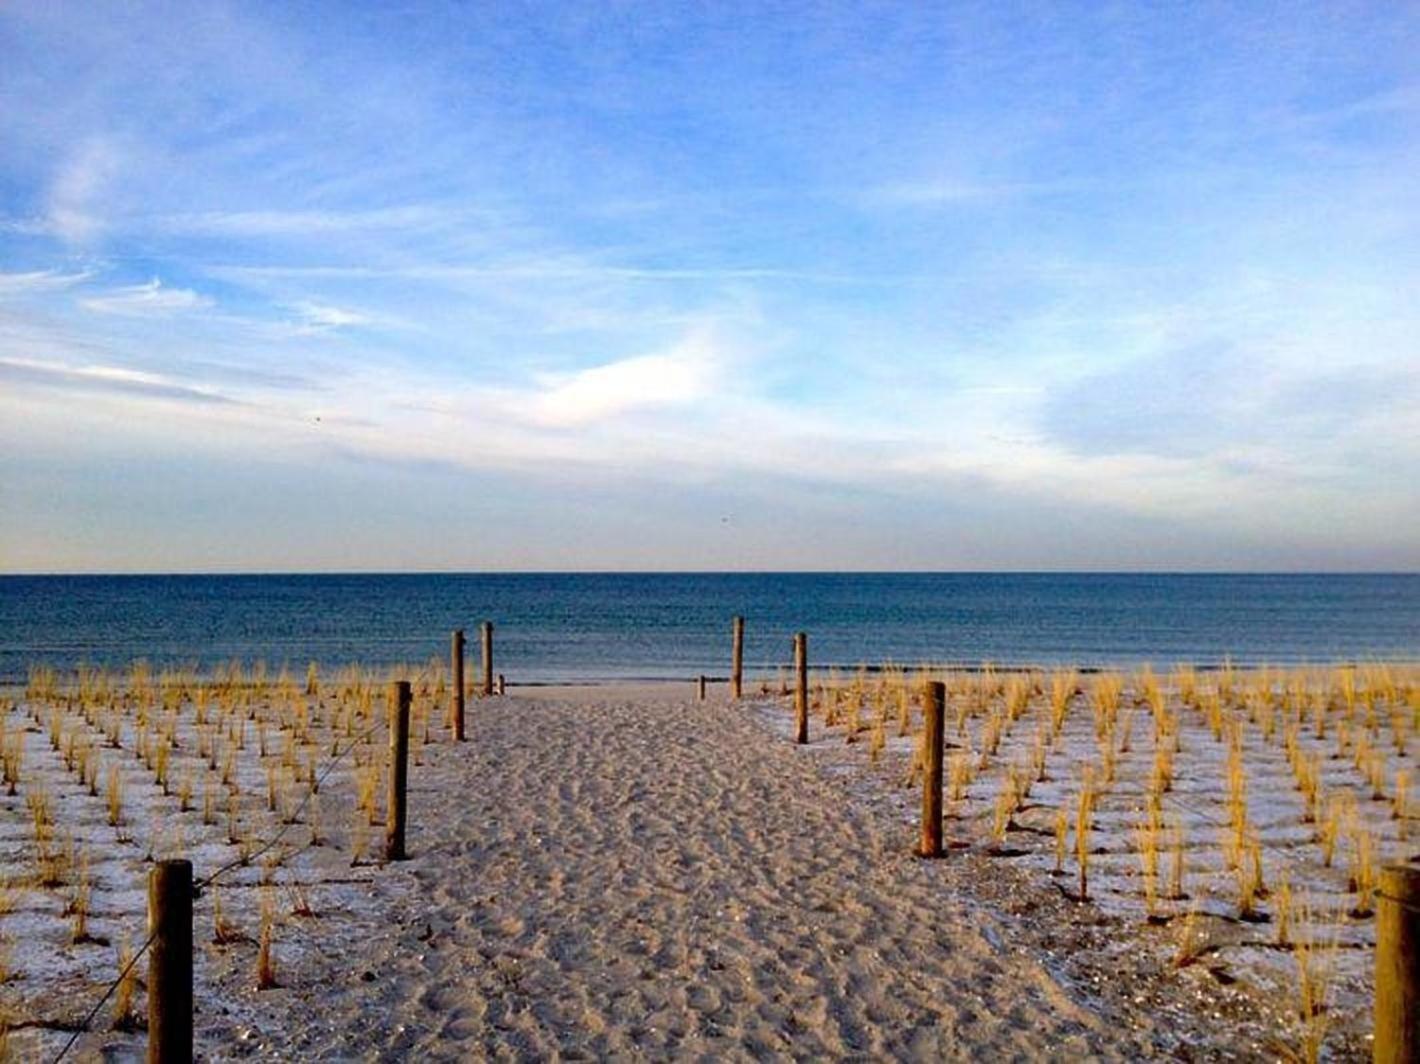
[386,681,411,861]
[1376,863,1420,1063]
[148,858,192,1064]
[450,629,466,741]
[480,622,494,697]
[496,673,506,696]
[697,675,707,700]
[919,681,945,858]
[731,616,744,699]
[794,632,809,745]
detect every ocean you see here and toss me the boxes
[0,573,1416,684]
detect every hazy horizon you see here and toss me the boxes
[3,3,1418,572]
[4,567,1418,578]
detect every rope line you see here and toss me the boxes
[195,716,384,894]
[52,712,388,1063]
[1374,891,1420,917]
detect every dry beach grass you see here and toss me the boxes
[0,664,1414,1059]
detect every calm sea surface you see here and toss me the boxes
[0,573,1416,683]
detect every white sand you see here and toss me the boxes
[5,682,1329,1059]
[241,688,1270,1060]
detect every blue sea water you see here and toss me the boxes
[0,573,1416,684]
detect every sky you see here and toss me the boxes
[1,1,1417,572]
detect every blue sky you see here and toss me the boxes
[1,1,1417,571]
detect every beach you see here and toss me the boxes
[5,673,1393,1060]
[7,1,1418,1058]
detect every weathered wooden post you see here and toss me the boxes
[480,622,494,697]
[731,616,745,699]
[919,680,945,858]
[496,673,506,696]
[1376,862,1420,1063]
[450,629,466,741]
[794,632,809,745]
[697,675,707,701]
[148,858,192,1063]
[386,681,411,861]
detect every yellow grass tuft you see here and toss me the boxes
[1167,819,1186,902]
[256,888,278,989]
[112,934,137,1030]
[1173,901,1208,967]
[1346,819,1376,917]
[1293,895,1341,1063]
[1133,810,1160,917]
[1075,766,1096,900]
[1275,872,1293,948]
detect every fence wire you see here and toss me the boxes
[51,708,389,1063]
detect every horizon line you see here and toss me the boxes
[3,569,1417,578]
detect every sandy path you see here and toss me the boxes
[275,693,1167,1061]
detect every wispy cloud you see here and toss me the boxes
[44,139,122,245]
[862,178,1083,208]
[0,357,238,405]
[151,204,480,238]
[2,0,1417,569]
[0,268,93,296]
[287,300,373,332]
[207,260,916,285]
[80,278,212,316]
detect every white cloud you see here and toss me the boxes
[153,204,468,238]
[46,140,122,244]
[527,331,720,428]
[288,300,372,332]
[80,278,212,316]
[863,178,1081,208]
[0,268,93,297]
[0,356,235,405]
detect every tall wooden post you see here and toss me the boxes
[1376,863,1420,1063]
[450,629,466,741]
[794,632,809,745]
[919,681,946,858]
[731,616,744,699]
[148,859,192,1064]
[480,622,494,697]
[697,675,707,701]
[386,681,411,861]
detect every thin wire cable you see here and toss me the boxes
[194,716,384,893]
[53,708,390,1063]
[1374,891,1420,916]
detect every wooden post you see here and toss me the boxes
[1376,862,1420,1063]
[496,673,506,696]
[919,681,945,858]
[794,632,809,745]
[731,616,744,699]
[386,681,411,861]
[148,859,192,1064]
[450,629,466,741]
[480,622,494,697]
[697,675,707,701]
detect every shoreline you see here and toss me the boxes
[7,656,1419,690]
